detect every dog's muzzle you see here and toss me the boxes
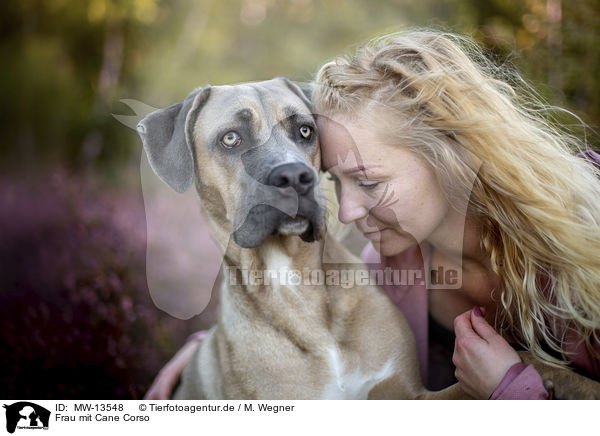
[268,163,314,235]
[233,162,324,248]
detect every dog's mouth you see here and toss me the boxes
[233,203,323,248]
[277,215,310,236]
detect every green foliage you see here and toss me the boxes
[2,0,598,172]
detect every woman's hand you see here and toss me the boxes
[143,331,207,400]
[452,307,521,399]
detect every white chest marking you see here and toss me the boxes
[321,347,396,400]
[261,243,300,294]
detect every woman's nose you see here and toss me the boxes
[337,188,369,224]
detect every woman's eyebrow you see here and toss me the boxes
[342,165,382,175]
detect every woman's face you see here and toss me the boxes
[319,112,451,257]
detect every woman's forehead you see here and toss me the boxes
[319,118,367,170]
[319,113,394,171]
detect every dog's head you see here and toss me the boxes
[137,77,325,248]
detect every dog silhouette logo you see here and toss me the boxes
[3,402,50,434]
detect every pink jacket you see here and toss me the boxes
[360,241,600,400]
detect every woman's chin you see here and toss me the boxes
[370,231,418,257]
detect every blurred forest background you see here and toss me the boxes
[1,0,598,399]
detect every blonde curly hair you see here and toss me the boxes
[312,29,600,367]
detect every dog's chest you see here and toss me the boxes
[254,242,397,399]
[320,347,396,400]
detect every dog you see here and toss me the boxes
[137,77,600,399]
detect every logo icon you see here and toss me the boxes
[3,402,50,434]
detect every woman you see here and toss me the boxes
[146,30,600,400]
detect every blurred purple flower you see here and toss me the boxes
[0,167,214,399]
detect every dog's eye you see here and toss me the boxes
[220,131,242,149]
[299,125,312,139]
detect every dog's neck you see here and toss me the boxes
[219,234,333,351]
[223,234,325,286]
[196,183,334,337]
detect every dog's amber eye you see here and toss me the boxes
[221,131,242,148]
[299,125,312,139]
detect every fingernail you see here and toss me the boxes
[473,306,482,317]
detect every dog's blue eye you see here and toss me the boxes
[299,125,312,139]
[221,131,242,148]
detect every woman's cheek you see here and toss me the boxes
[369,206,400,227]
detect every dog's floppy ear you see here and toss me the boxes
[279,77,312,108]
[137,86,211,193]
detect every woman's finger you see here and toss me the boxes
[469,307,499,342]
[453,310,480,340]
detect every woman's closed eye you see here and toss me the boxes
[357,180,381,190]
[326,172,381,190]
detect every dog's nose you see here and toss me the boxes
[267,163,315,195]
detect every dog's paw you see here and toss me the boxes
[540,372,600,400]
[518,352,600,399]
